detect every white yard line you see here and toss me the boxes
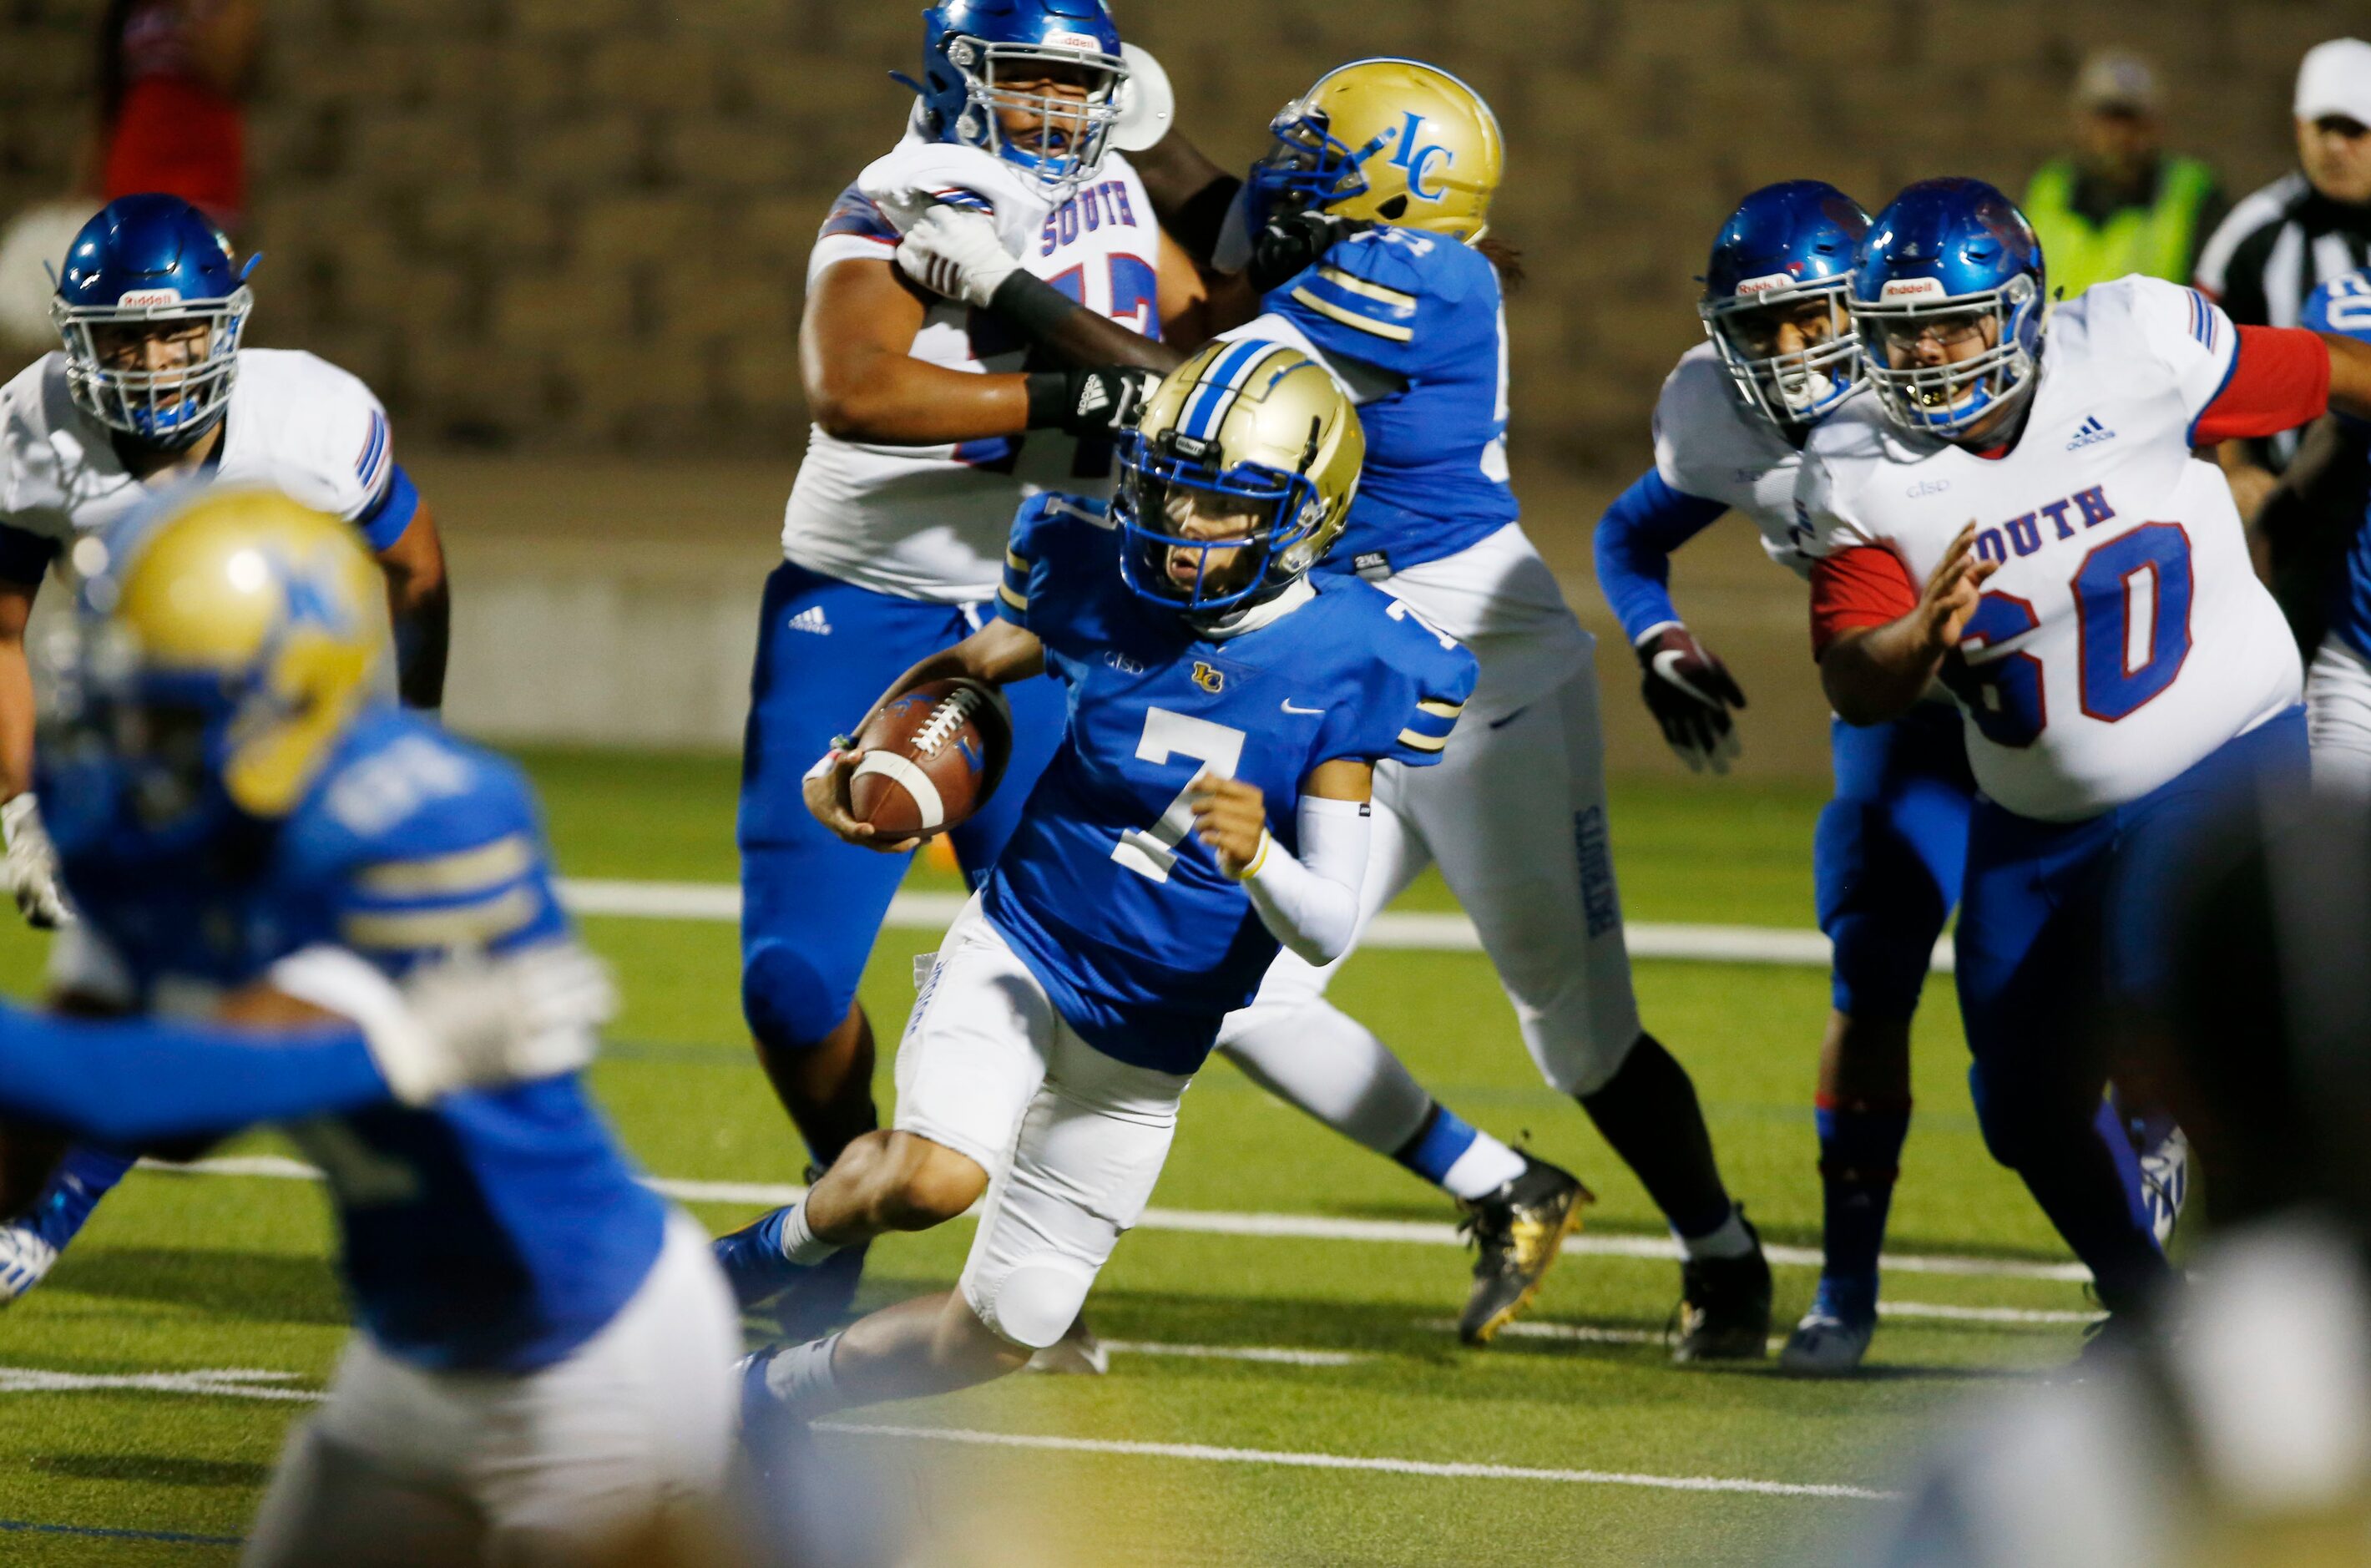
[0,1365,322,1404]
[131,1156,2093,1285]
[556,878,1956,974]
[1096,1341,1367,1368]
[817,1421,1898,1500]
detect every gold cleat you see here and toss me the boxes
[1456,1156,1594,1345]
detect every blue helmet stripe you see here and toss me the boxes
[1180,340,1274,442]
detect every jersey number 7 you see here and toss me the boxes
[1112,706,1246,883]
[1944,524,2194,746]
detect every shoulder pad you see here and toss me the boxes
[1321,226,1484,305]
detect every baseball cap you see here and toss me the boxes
[2073,49,2161,114]
[2294,38,2371,125]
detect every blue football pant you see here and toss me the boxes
[738,564,1065,1055]
[1815,703,1975,1022]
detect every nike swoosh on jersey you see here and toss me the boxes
[1280,700,1324,716]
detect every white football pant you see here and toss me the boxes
[242,1212,742,1568]
[2308,635,2371,797]
[895,896,1192,1350]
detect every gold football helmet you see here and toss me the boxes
[1114,339,1365,615]
[1251,58,1505,244]
[48,486,390,839]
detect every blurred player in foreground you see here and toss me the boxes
[0,488,741,1565]
[1803,178,2371,1348]
[895,57,1772,1356]
[736,344,1474,1439]
[0,192,452,1302]
[2288,267,2371,792]
[720,0,1207,1348]
[1595,180,1983,1373]
[1852,795,2371,1568]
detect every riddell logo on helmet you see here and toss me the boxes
[115,289,182,307]
[1733,273,1796,296]
[1879,278,1947,300]
[1043,29,1104,51]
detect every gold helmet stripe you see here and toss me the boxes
[1287,284,1417,343]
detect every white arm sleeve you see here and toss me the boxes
[1233,794,1370,967]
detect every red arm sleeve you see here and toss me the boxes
[1810,546,1920,660]
[2192,326,2332,444]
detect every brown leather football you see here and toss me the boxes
[847,677,1014,840]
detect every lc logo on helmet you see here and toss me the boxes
[1385,112,1455,201]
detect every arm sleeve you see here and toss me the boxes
[1809,546,1920,660]
[1235,794,1369,966]
[0,1004,390,1145]
[1594,468,1731,644]
[2191,326,2333,445]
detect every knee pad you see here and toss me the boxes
[965,1257,1095,1351]
[741,940,853,1053]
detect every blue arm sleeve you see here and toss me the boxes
[355,463,422,553]
[1594,469,1731,645]
[0,1006,392,1145]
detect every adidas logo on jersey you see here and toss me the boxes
[2065,415,2117,451]
[786,607,832,635]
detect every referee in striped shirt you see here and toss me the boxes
[2196,37,2371,512]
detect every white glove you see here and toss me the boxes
[896,204,1022,308]
[2,794,70,930]
[270,942,616,1107]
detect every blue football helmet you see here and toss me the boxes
[914,1,1128,199]
[1852,178,2048,440]
[52,195,258,448]
[1699,180,1870,427]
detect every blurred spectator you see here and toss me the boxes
[2023,51,2226,298]
[2196,37,2371,516]
[1848,796,2371,1568]
[72,0,261,234]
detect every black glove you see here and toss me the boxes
[1247,209,1371,293]
[1635,625,1747,774]
[1025,366,1161,439]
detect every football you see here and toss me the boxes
[847,677,1014,840]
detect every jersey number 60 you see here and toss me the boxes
[1943,523,2194,747]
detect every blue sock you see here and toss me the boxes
[1816,1096,1911,1290]
[2090,1094,2156,1246]
[1392,1103,1481,1190]
[28,1147,135,1249]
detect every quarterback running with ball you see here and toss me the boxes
[1802,178,2371,1347]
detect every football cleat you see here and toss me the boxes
[1778,1275,1877,1375]
[1027,1313,1110,1375]
[2140,1125,2190,1251]
[714,1206,807,1309]
[0,1225,58,1305]
[1671,1212,1773,1363]
[1456,1154,1593,1345]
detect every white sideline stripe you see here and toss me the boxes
[1445,1318,1787,1353]
[0,1364,322,1404]
[555,878,1957,973]
[1880,1302,2101,1326]
[131,1157,2093,1283]
[818,1420,1897,1500]
[1098,1340,1366,1367]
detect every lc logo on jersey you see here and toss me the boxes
[1191,661,1225,694]
[2065,415,2118,452]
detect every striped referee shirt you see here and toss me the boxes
[2195,172,2371,465]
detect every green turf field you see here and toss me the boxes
[0,751,2090,1565]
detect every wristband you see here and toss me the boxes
[993,271,1092,346]
[1024,372,1073,430]
[1224,829,1272,883]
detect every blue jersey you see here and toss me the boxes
[46,709,668,1373]
[2303,271,2371,663]
[1263,227,1519,577]
[983,496,1477,1073]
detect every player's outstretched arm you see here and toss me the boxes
[801,259,1032,446]
[375,502,450,714]
[2322,332,2371,423]
[805,619,1044,852]
[1817,526,1998,727]
[1192,759,1371,966]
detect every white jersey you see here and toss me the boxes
[781,138,1164,604]
[1802,276,2301,822]
[1652,341,1819,579]
[0,347,400,564]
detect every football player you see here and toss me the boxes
[1596,185,2173,1372]
[1803,178,2371,1346]
[2292,268,2371,791]
[733,341,1475,1436]
[895,59,1773,1356]
[718,0,1207,1345]
[0,193,452,1303]
[0,488,741,1564]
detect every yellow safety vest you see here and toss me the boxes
[2024,155,2217,296]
